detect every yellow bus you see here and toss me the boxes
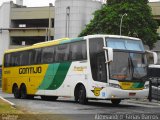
[2,35,157,105]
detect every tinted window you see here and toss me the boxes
[28,49,36,65]
[70,41,87,61]
[5,49,39,67]
[42,46,55,63]
[35,48,42,64]
[89,38,107,82]
[20,51,30,66]
[55,44,70,62]
[4,54,11,67]
[4,40,87,67]
[10,52,21,66]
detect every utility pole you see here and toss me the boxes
[120,13,127,35]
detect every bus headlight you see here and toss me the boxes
[144,84,149,89]
[109,83,120,88]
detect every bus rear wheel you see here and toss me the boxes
[20,84,28,99]
[111,99,121,105]
[13,85,20,99]
[78,85,88,104]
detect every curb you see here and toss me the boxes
[0,96,16,107]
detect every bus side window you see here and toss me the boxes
[15,53,20,66]
[35,48,42,64]
[55,44,69,62]
[10,52,21,66]
[70,41,87,61]
[4,54,11,67]
[70,42,80,60]
[41,46,55,64]
[81,41,87,60]
[20,51,30,66]
[28,49,36,65]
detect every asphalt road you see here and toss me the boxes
[1,89,160,120]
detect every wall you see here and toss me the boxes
[0,2,11,65]
[54,0,102,39]
[11,6,54,20]
[149,2,160,36]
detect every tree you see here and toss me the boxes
[79,0,158,49]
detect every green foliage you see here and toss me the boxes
[107,0,148,5]
[79,0,158,49]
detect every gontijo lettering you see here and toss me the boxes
[19,66,42,74]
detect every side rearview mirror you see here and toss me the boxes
[103,47,113,63]
[146,50,157,65]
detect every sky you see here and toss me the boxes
[0,0,160,7]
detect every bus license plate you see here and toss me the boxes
[129,93,136,96]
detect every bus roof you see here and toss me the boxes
[4,34,141,53]
[84,34,141,41]
[4,37,83,53]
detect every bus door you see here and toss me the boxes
[96,52,107,82]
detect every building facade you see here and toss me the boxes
[0,1,54,64]
[10,4,54,47]
[149,2,160,37]
[0,2,11,65]
[54,0,102,39]
[148,2,160,51]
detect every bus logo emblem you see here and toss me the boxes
[91,87,104,96]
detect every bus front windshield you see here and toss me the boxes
[106,37,147,81]
[109,51,147,81]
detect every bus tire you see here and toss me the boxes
[74,85,79,102]
[13,84,20,99]
[20,84,28,99]
[79,85,88,104]
[111,99,121,106]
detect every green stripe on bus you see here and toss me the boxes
[39,62,71,90]
[136,82,144,88]
[38,63,60,90]
[132,82,144,88]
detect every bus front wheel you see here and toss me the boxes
[79,85,88,104]
[13,85,20,99]
[111,99,121,105]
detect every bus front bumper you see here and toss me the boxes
[106,87,149,99]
